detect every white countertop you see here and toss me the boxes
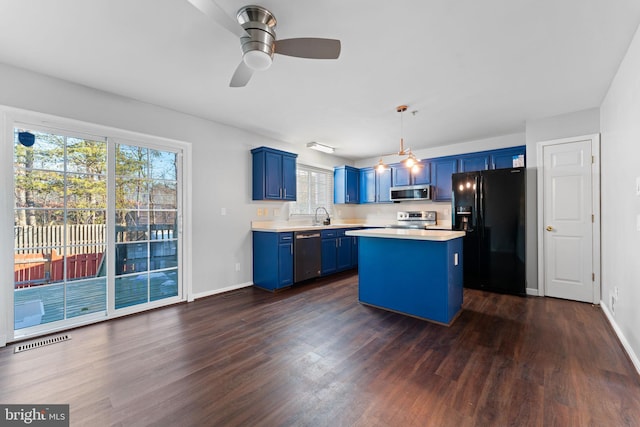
[251,223,370,232]
[345,228,465,241]
[251,220,453,233]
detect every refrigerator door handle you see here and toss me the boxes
[478,175,484,237]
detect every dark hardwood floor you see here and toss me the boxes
[1,272,639,426]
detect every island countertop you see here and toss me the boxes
[345,228,464,241]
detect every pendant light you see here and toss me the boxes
[374,105,423,173]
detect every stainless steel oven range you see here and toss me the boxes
[386,211,437,229]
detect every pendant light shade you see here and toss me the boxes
[375,158,388,173]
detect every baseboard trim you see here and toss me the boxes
[526,287,539,296]
[193,282,254,300]
[600,301,640,377]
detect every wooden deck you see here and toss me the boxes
[14,269,178,328]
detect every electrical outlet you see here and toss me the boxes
[257,208,263,216]
[263,208,269,216]
[610,294,616,316]
[235,263,241,272]
[221,207,227,216]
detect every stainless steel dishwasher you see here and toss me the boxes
[294,230,321,282]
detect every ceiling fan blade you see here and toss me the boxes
[186,0,248,38]
[230,61,254,87]
[274,38,341,59]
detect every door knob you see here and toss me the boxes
[546,225,553,231]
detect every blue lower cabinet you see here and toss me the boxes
[357,236,463,325]
[253,231,293,291]
[321,236,338,276]
[337,235,352,271]
[255,228,360,289]
[321,228,358,276]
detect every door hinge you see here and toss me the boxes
[592,214,594,223]
[592,272,595,282]
[592,155,595,164]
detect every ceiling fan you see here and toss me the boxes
[187,0,342,87]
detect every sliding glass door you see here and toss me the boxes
[12,125,182,336]
[114,143,179,309]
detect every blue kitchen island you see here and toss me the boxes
[345,228,465,326]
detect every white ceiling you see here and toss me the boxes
[0,0,639,160]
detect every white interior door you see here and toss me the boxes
[539,136,599,303]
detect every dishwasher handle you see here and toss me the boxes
[295,233,321,239]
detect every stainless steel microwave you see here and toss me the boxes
[390,184,432,202]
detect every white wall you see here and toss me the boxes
[600,24,640,370]
[525,108,600,145]
[0,63,350,305]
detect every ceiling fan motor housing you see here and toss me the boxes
[237,5,277,70]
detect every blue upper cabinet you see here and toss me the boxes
[251,146,297,201]
[491,146,525,169]
[459,153,490,172]
[392,165,410,187]
[458,146,526,171]
[391,161,431,187]
[334,166,359,204]
[378,168,392,202]
[359,168,376,203]
[360,167,392,203]
[430,157,458,202]
[281,155,297,200]
[412,162,431,185]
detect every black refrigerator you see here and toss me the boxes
[451,168,526,296]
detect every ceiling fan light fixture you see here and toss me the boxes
[307,141,335,153]
[243,50,273,71]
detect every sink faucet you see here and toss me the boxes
[314,207,330,225]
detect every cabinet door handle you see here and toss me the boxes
[290,245,293,255]
[283,188,286,198]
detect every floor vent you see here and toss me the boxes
[14,334,71,353]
